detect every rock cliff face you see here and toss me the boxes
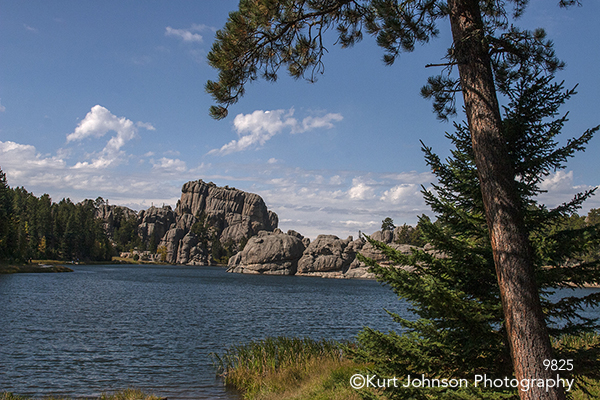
[176,180,278,243]
[158,180,278,265]
[137,206,176,245]
[95,204,138,239]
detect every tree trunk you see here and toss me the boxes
[447,1,565,399]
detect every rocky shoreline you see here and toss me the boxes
[227,228,433,279]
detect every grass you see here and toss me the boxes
[214,333,600,400]
[211,336,374,400]
[0,389,163,400]
[553,332,600,400]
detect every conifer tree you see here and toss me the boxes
[205,3,591,397]
[349,66,600,399]
[0,168,15,261]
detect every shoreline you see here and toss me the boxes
[0,263,74,274]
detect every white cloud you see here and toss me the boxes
[136,121,156,130]
[536,170,599,211]
[0,141,66,179]
[348,178,376,200]
[268,158,279,164]
[165,26,203,42]
[66,105,154,169]
[209,108,343,155]
[24,24,37,33]
[329,175,343,185]
[0,99,5,112]
[151,157,187,173]
[209,109,296,155]
[292,113,343,134]
[380,184,419,204]
[539,170,574,192]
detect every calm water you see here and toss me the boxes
[0,265,407,399]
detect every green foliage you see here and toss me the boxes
[0,171,113,263]
[156,245,168,263]
[394,222,426,247]
[112,212,142,253]
[212,336,343,387]
[206,1,581,119]
[381,217,395,231]
[349,66,599,399]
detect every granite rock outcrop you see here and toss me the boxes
[227,229,306,275]
[227,227,428,279]
[159,180,279,265]
[95,203,138,239]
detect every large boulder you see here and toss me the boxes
[227,230,306,275]
[296,235,357,277]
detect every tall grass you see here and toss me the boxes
[212,336,342,382]
[211,336,363,399]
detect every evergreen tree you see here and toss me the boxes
[205,4,591,396]
[349,67,600,399]
[381,217,395,231]
[0,168,15,261]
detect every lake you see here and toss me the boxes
[0,265,408,399]
[1,265,598,399]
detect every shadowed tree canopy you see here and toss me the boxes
[206,1,588,399]
[206,0,577,120]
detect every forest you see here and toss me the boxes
[0,168,129,263]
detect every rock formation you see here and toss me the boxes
[227,227,429,279]
[159,180,278,265]
[296,235,357,277]
[94,178,432,280]
[95,203,138,239]
[137,205,176,245]
[227,229,306,275]
[175,180,278,243]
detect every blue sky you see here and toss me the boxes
[1,0,599,239]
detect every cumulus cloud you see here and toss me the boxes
[380,184,419,204]
[151,157,187,173]
[348,178,376,200]
[66,105,154,169]
[536,170,599,210]
[209,108,343,155]
[292,113,343,134]
[0,141,66,180]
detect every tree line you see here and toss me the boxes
[0,170,119,263]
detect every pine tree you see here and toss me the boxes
[0,168,14,261]
[205,4,591,397]
[349,66,600,399]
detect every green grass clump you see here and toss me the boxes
[212,336,372,400]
